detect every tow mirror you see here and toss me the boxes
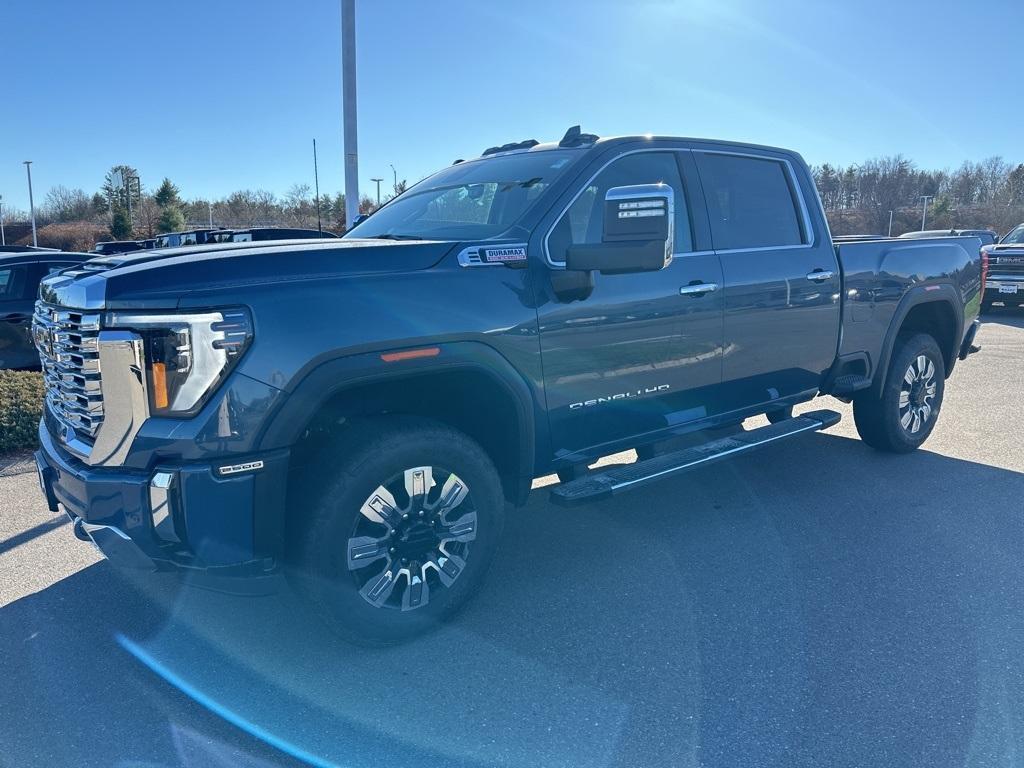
[565,184,674,274]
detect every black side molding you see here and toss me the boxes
[550,409,841,506]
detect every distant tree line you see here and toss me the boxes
[3,165,408,251]
[812,156,1024,237]
[5,155,1022,251]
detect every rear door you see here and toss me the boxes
[535,146,725,457]
[692,148,841,412]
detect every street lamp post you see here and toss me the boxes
[23,161,37,247]
[371,177,383,206]
[888,210,894,237]
[341,0,359,230]
[0,195,6,246]
[920,195,934,231]
[390,164,397,193]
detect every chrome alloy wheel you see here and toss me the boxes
[899,354,937,435]
[346,467,477,611]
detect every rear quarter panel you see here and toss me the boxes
[836,236,982,378]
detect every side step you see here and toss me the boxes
[549,409,841,507]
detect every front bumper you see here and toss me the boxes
[34,420,288,580]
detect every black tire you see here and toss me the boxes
[287,416,505,645]
[765,406,793,424]
[853,333,945,453]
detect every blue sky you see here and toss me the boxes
[1,0,1021,212]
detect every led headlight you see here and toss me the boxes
[105,308,253,416]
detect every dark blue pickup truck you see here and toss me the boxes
[32,129,983,643]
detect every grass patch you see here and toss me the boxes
[0,370,43,454]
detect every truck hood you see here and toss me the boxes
[987,244,1024,256]
[40,239,457,310]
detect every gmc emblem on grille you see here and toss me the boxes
[996,256,1024,264]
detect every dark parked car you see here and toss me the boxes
[0,251,91,369]
[33,129,982,644]
[206,227,338,243]
[92,240,144,256]
[153,229,226,248]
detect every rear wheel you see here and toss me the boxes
[853,333,945,453]
[287,417,504,645]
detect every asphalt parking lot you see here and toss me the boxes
[2,310,1023,768]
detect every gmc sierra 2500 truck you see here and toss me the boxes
[33,128,983,643]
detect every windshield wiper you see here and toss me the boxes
[365,234,427,241]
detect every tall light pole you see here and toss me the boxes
[887,210,894,237]
[313,138,323,234]
[0,195,6,246]
[23,161,37,246]
[920,195,934,231]
[341,0,359,230]
[390,163,397,193]
[371,177,383,206]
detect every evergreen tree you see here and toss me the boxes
[153,178,182,209]
[158,205,186,233]
[110,208,132,239]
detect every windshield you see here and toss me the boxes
[344,150,581,240]
[1001,225,1024,244]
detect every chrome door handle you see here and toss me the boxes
[806,270,835,282]
[679,282,719,296]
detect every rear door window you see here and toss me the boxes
[694,152,806,250]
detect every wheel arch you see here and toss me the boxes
[259,342,538,507]
[873,285,963,395]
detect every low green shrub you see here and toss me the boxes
[0,370,44,454]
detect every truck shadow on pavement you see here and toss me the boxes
[3,432,1024,768]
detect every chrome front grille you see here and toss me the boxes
[989,256,1024,278]
[32,301,104,440]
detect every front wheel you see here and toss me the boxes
[853,333,945,453]
[287,417,505,645]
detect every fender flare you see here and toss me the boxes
[871,284,963,396]
[256,341,539,497]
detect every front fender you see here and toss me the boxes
[256,340,541,492]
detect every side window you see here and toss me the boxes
[695,153,805,250]
[548,151,693,264]
[0,266,28,301]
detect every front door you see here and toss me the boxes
[692,149,841,412]
[535,148,725,458]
